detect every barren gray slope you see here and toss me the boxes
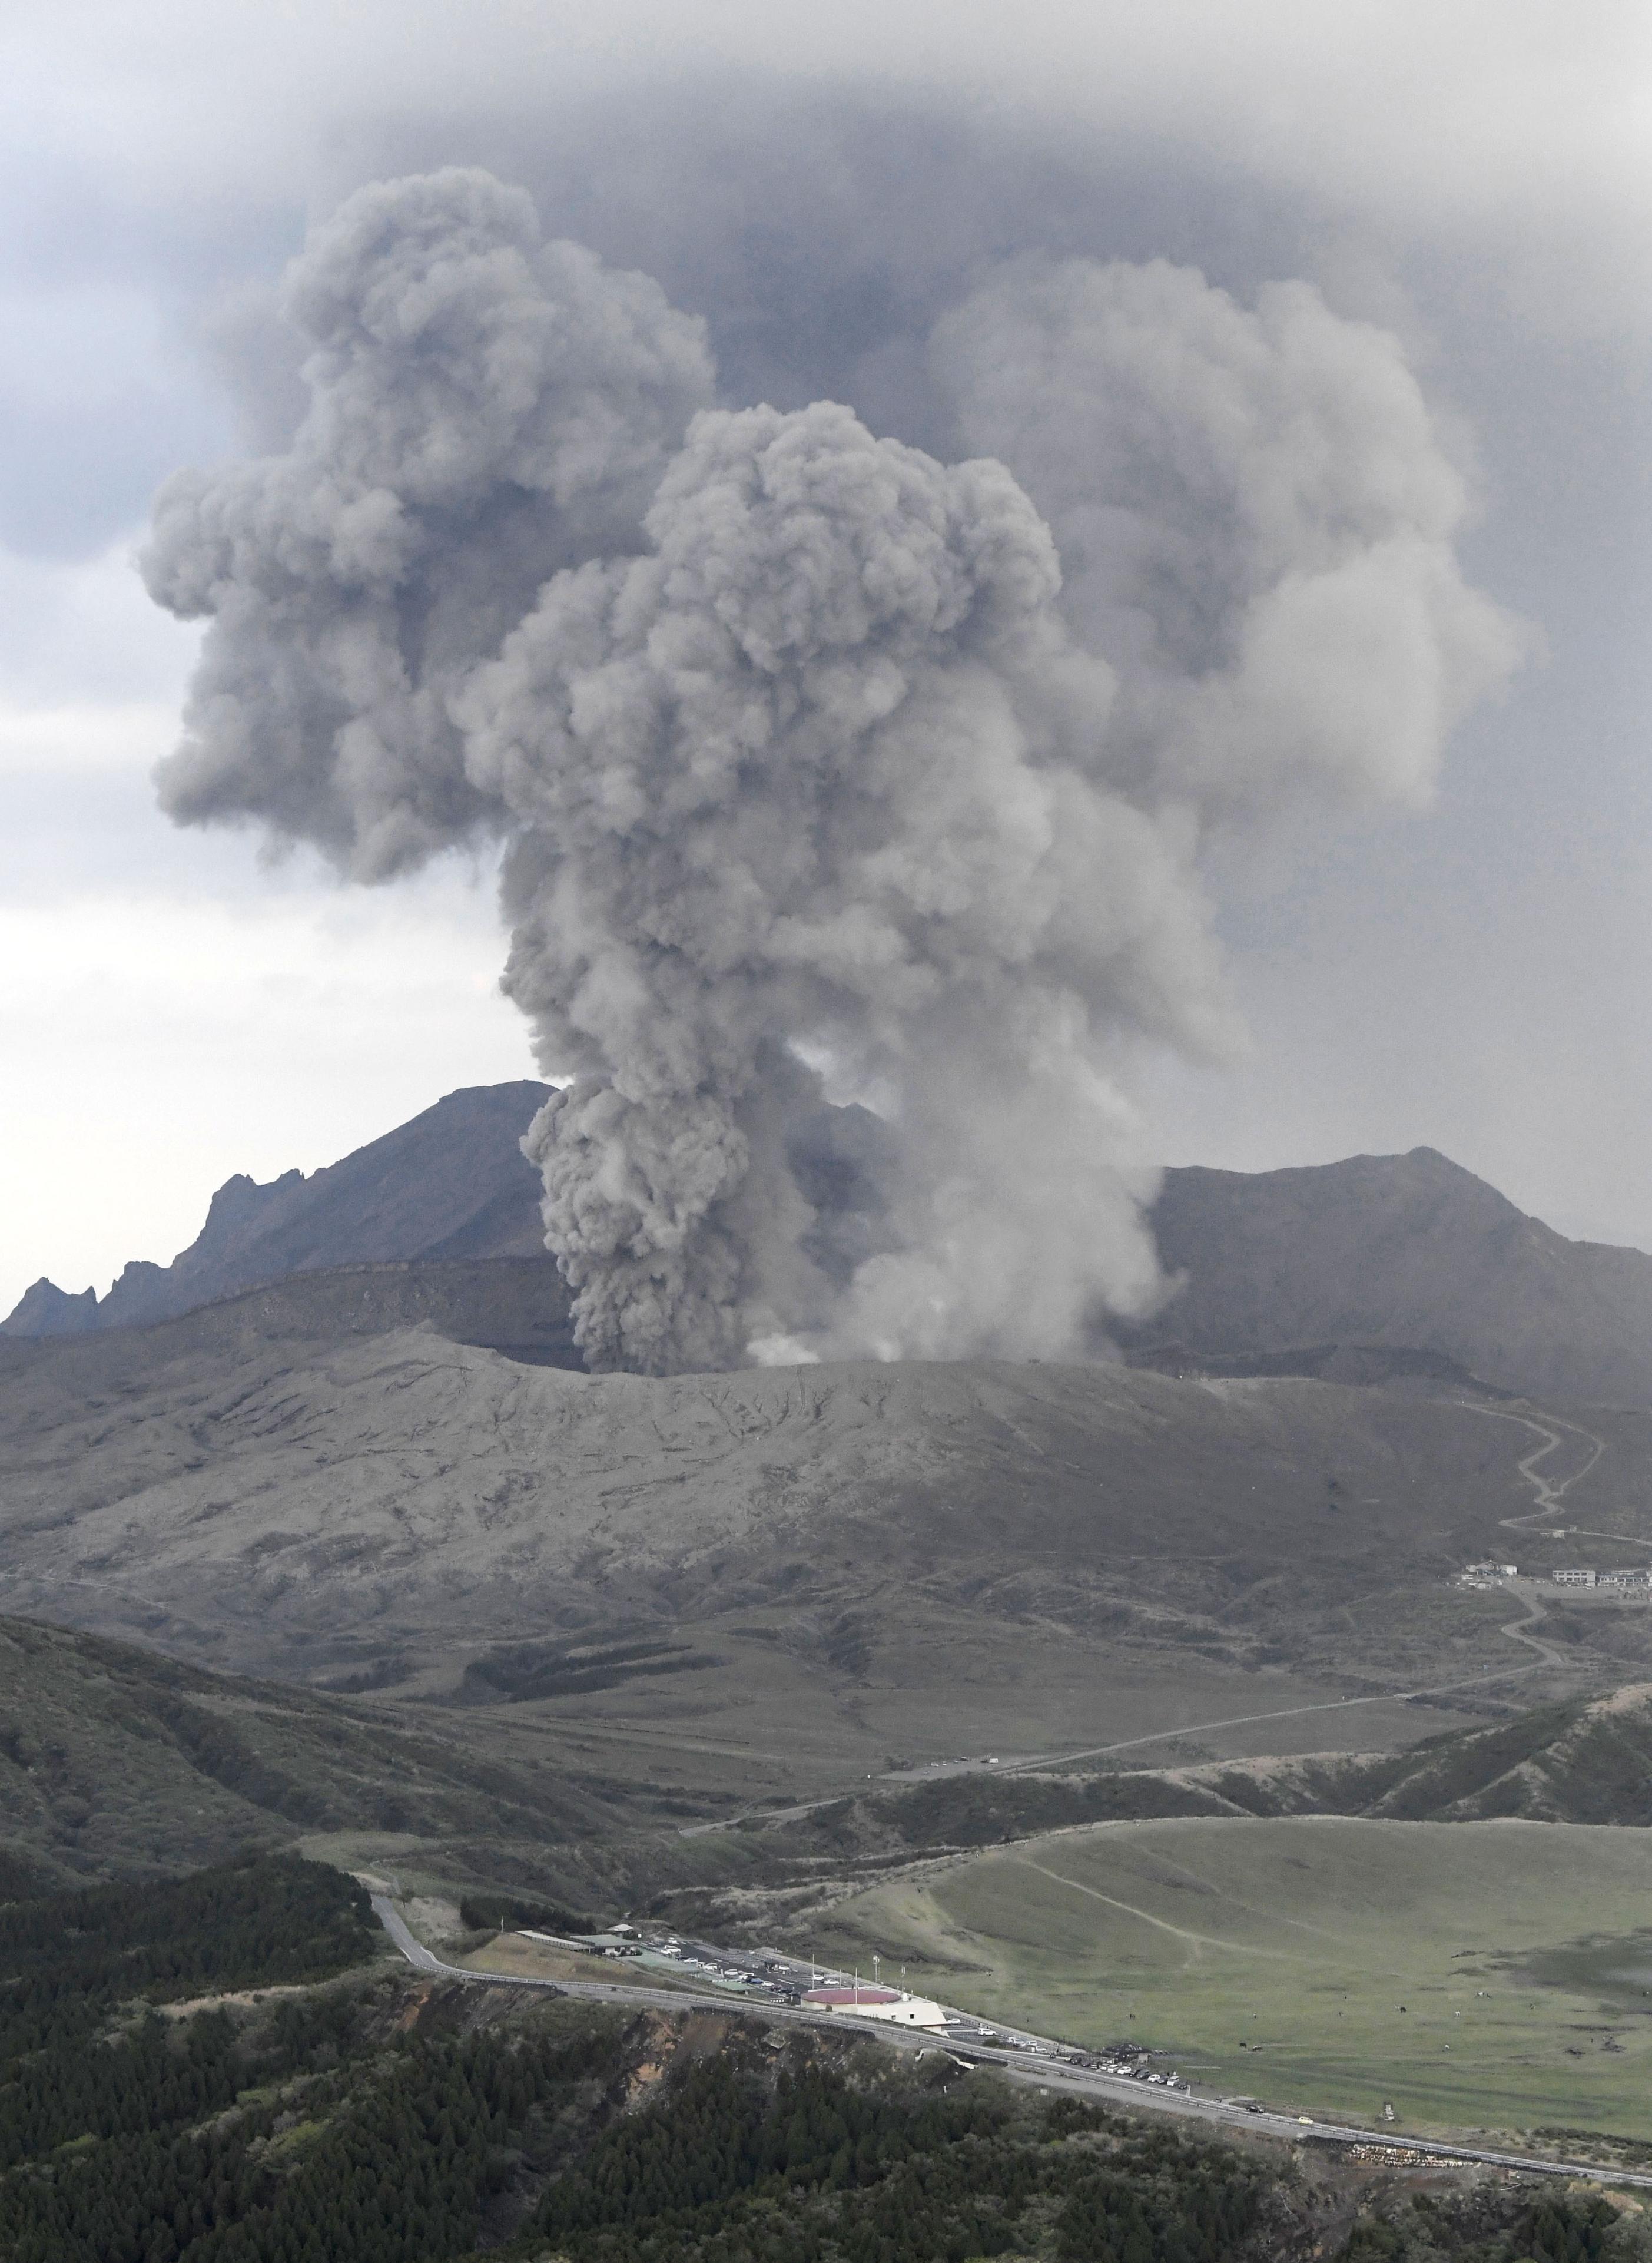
[1147,1146,1652,1406]
[0,1310,1580,1682]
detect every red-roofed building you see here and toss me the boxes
[802,1985,946,2027]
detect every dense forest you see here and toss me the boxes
[456,1891,597,1935]
[0,1850,1647,2263]
[528,2051,1275,2262]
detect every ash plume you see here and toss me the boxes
[929,257,1521,829]
[145,168,1517,1374]
[144,168,714,879]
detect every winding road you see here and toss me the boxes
[1451,1398,1617,1546]
[372,1897,1652,2192]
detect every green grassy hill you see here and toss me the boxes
[807,1813,1652,2141]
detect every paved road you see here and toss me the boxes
[370,1898,1652,2191]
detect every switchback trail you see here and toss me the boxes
[1452,1397,1639,1666]
[1448,1400,1607,1536]
[1495,1589,1568,1670]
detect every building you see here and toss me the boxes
[518,1930,638,1956]
[1552,1568,1597,1586]
[1464,1562,1517,1578]
[802,1985,948,2029]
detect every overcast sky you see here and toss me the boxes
[2,0,1649,1313]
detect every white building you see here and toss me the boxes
[802,1985,948,2029]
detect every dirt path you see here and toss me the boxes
[1494,1589,1570,1669]
[991,1662,1554,1778]
[1447,1400,1607,1535]
[1010,1855,1307,1963]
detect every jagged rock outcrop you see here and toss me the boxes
[2,1081,553,1338]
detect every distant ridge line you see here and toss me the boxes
[10,1082,1652,1407]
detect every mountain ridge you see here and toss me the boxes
[4,1079,555,1337]
[11,1081,1652,1407]
[1142,1143,1652,1404]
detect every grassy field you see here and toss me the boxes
[805,1815,1652,2141]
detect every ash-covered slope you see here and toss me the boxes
[0,1306,1606,1686]
[1143,1148,1652,1406]
[2,1081,554,1337]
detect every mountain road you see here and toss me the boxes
[370,1896,1652,2192]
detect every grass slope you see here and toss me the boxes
[808,1814,1652,2139]
[0,1615,640,1890]
[754,1683,1652,1870]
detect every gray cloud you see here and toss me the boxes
[932,256,1523,831]
[143,168,713,877]
[145,167,1518,1373]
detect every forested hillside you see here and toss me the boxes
[0,1849,1644,2263]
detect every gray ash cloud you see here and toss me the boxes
[145,165,1517,1373]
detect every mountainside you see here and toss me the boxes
[13,1081,1652,1406]
[2,1081,555,1336]
[752,1682,1652,1864]
[4,1286,1646,1767]
[9,1595,1652,1921]
[1143,1147,1652,1405]
[0,1615,629,1891]
[0,1257,580,1379]
[13,1083,1652,1404]
[0,1331,1522,1669]
[2,1077,893,1342]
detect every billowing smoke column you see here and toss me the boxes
[145,168,1518,1374]
[929,257,1520,829]
[145,169,714,878]
[458,400,1231,1370]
